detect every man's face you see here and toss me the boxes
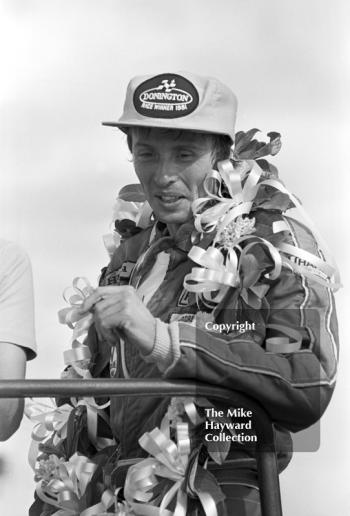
[131,128,215,228]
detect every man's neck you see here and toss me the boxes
[160,221,194,252]
[166,223,180,238]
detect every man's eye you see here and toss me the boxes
[178,151,194,159]
[136,151,153,159]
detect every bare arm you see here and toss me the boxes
[0,240,36,440]
[0,342,27,440]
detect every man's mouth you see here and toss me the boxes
[156,193,185,204]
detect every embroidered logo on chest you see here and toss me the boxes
[119,261,136,280]
[104,261,136,285]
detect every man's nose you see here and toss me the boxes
[153,157,177,187]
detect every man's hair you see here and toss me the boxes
[126,127,232,166]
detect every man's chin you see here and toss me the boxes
[155,211,192,226]
[152,202,191,224]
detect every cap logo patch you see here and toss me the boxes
[133,73,199,119]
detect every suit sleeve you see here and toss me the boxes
[162,222,339,433]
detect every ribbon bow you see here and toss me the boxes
[124,419,221,516]
[36,453,98,515]
[58,277,95,376]
[192,160,261,235]
[184,245,239,305]
[184,234,282,309]
[124,426,190,516]
[25,399,74,470]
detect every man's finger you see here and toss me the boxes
[82,290,120,312]
[81,292,104,312]
[82,286,135,312]
[93,296,124,314]
[94,286,135,296]
[94,307,127,334]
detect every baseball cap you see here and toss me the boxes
[102,71,238,142]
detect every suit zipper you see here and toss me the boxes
[120,338,130,378]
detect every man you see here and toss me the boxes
[79,72,339,515]
[0,239,36,440]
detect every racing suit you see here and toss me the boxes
[86,199,338,514]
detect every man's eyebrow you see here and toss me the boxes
[133,140,208,151]
[133,142,153,149]
[173,142,207,151]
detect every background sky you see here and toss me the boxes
[0,1,349,514]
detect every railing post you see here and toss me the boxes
[257,450,283,516]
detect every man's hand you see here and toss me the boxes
[81,286,156,355]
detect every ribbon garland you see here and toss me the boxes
[183,158,341,355]
[186,160,340,311]
[57,277,114,450]
[27,277,117,515]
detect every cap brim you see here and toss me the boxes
[101,121,233,142]
[102,121,125,127]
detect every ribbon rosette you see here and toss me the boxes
[25,399,74,470]
[37,453,125,516]
[124,418,221,516]
[35,452,98,515]
[192,160,261,235]
[35,452,125,515]
[124,425,190,516]
[184,245,239,305]
[184,236,281,309]
[58,277,95,377]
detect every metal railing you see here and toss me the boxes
[0,379,283,516]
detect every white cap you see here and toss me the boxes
[102,71,238,142]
